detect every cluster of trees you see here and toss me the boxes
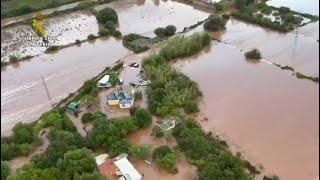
[1,122,39,160]
[7,148,104,180]
[87,109,152,155]
[204,14,227,31]
[154,25,177,38]
[1,161,10,180]
[152,146,178,173]
[231,11,294,32]
[142,32,211,116]
[244,48,262,59]
[172,119,254,179]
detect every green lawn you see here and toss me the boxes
[1,0,83,19]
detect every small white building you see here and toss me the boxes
[95,154,109,166]
[114,157,142,180]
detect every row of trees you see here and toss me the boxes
[173,119,254,179]
[142,32,210,116]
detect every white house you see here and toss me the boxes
[114,157,142,180]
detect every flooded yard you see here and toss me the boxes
[173,41,319,180]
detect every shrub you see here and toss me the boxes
[183,100,199,113]
[95,7,118,24]
[81,113,95,123]
[112,30,122,38]
[214,3,225,11]
[244,48,262,59]
[129,106,138,116]
[129,145,151,159]
[134,91,143,100]
[87,34,96,40]
[154,27,166,38]
[104,20,115,29]
[164,25,177,36]
[122,33,150,53]
[222,13,231,20]
[75,39,81,44]
[151,126,164,138]
[204,14,227,31]
[153,146,177,173]
[74,1,96,11]
[7,5,36,17]
[1,161,10,180]
[45,46,59,53]
[99,29,110,36]
[9,56,18,64]
[133,108,152,128]
[279,6,291,14]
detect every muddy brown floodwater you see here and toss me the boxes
[1,37,130,136]
[173,41,319,180]
[95,0,209,36]
[1,0,209,136]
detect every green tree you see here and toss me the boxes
[133,108,152,128]
[154,27,166,38]
[109,71,119,87]
[204,14,227,31]
[12,122,36,144]
[74,172,105,180]
[57,148,96,178]
[1,161,10,180]
[244,48,262,59]
[81,113,94,123]
[7,163,62,180]
[165,25,177,36]
[96,7,118,24]
[153,146,177,173]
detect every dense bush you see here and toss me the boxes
[244,48,262,59]
[129,144,151,159]
[87,34,96,40]
[75,39,81,44]
[164,25,177,36]
[173,119,252,178]
[153,146,177,173]
[7,164,62,180]
[214,3,225,11]
[9,56,18,64]
[154,27,166,38]
[98,29,110,36]
[151,126,164,138]
[95,7,118,24]
[7,5,37,17]
[222,13,231,20]
[81,113,95,123]
[133,108,152,128]
[183,100,199,113]
[112,30,122,38]
[1,161,10,180]
[45,46,60,53]
[204,14,227,31]
[134,91,143,100]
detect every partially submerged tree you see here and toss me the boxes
[204,14,227,31]
[244,48,262,59]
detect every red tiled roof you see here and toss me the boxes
[97,159,118,180]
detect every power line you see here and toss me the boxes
[41,74,53,108]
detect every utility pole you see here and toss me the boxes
[41,74,53,108]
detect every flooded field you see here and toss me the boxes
[1,0,210,136]
[266,0,319,15]
[1,10,99,61]
[1,37,130,136]
[95,0,209,36]
[173,41,319,180]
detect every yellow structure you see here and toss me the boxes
[32,19,46,37]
